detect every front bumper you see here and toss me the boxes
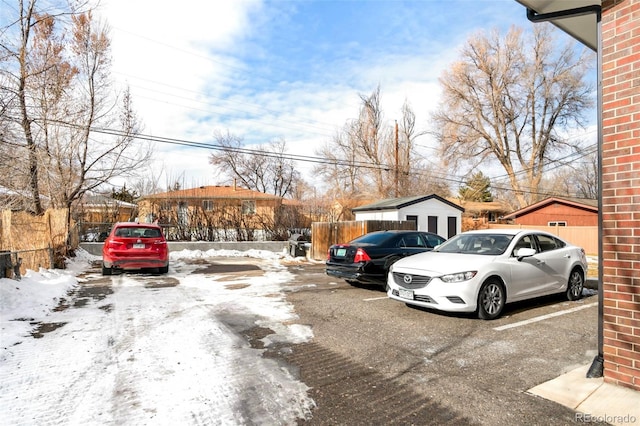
[387,274,480,313]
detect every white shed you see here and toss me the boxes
[352,194,464,238]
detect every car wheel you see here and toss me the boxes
[159,265,169,274]
[102,263,112,276]
[566,268,584,301]
[477,279,505,320]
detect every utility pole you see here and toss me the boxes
[394,120,399,197]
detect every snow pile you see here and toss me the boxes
[1,268,82,349]
[0,247,315,424]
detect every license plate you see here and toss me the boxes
[399,288,414,300]
[133,243,145,249]
[336,248,347,257]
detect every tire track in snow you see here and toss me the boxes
[0,283,115,425]
[0,257,314,425]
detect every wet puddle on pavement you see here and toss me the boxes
[30,322,66,338]
[244,326,276,349]
[23,258,264,339]
[144,277,180,288]
[27,268,116,339]
[191,263,262,274]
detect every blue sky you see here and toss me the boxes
[94,0,591,191]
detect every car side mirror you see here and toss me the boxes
[515,247,536,261]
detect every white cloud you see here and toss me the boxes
[92,1,536,192]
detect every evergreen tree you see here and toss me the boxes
[459,171,493,202]
[112,185,138,203]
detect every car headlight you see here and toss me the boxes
[440,271,477,283]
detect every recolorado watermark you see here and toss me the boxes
[575,412,637,424]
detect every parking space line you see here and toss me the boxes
[494,302,598,331]
[363,296,388,301]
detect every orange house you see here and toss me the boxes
[138,185,284,223]
[136,185,306,241]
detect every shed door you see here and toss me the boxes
[427,216,438,234]
[447,216,457,238]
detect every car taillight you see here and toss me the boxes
[107,240,124,249]
[353,248,371,263]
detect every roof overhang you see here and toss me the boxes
[515,0,601,51]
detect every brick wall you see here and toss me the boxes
[601,0,640,390]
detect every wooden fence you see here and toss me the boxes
[487,224,598,255]
[309,221,598,261]
[310,220,415,260]
[0,209,72,276]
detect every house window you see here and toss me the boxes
[242,200,256,215]
[488,212,497,222]
[160,201,171,211]
[202,200,214,211]
[548,221,567,227]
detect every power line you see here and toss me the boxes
[8,114,597,202]
[79,122,597,201]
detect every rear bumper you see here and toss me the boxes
[325,265,386,285]
[104,258,168,270]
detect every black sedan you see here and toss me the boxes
[326,230,446,288]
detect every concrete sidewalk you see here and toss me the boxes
[528,365,640,425]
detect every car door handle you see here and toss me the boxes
[537,260,546,265]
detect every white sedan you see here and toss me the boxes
[387,229,588,320]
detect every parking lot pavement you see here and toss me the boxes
[284,262,612,425]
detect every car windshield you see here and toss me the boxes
[114,227,162,238]
[435,233,514,255]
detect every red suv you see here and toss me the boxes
[102,222,169,275]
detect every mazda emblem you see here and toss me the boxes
[403,274,412,284]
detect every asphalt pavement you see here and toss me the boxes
[7,256,638,425]
[284,262,625,425]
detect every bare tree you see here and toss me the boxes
[573,152,598,199]
[130,166,167,198]
[316,125,367,200]
[540,149,598,200]
[316,87,447,202]
[208,130,300,198]
[432,25,594,208]
[0,1,151,215]
[352,86,391,196]
[396,99,439,197]
[315,86,392,200]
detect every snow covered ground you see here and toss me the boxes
[0,248,315,425]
